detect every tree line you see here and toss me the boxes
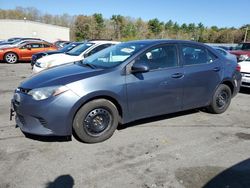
[0,7,249,43]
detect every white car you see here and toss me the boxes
[239,58,250,88]
[33,40,120,73]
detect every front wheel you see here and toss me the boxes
[73,99,119,143]
[4,52,18,64]
[207,84,232,114]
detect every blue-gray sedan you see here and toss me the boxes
[11,40,242,143]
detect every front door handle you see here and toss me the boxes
[171,73,184,79]
[213,67,221,72]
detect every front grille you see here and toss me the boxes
[242,73,250,78]
[242,82,250,86]
[17,114,25,125]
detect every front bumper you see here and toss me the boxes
[11,89,80,136]
[241,72,250,88]
[31,56,37,67]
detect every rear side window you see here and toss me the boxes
[42,44,51,48]
[181,45,217,65]
[135,44,178,70]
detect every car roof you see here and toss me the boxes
[122,39,208,46]
[213,46,227,51]
[88,40,120,45]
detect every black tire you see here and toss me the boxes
[73,99,119,143]
[4,52,18,64]
[207,84,232,114]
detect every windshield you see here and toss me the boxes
[82,42,146,68]
[59,43,81,53]
[66,42,94,56]
[234,44,243,50]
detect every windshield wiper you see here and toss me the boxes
[82,62,96,69]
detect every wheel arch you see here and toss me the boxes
[221,80,234,95]
[71,94,124,128]
[4,51,19,62]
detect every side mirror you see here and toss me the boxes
[131,62,149,73]
[83,53,89,58]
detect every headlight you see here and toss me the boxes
[239,54,249,61]
[35,61,48,68]
[27,86,69,100]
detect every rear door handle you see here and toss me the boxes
[171,73,184,79]
[213,67,221,72]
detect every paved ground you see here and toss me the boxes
[0,63,250,188]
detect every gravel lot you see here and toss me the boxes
[0,63,250,188]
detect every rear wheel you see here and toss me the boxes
[73,99,119,143]
[4,52,18,64]
[207,84,231,114]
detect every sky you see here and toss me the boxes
[0,0,249,28]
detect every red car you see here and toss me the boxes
[230,42,250,62]
[0,41,57,64]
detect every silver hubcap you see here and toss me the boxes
[6,53,17,63]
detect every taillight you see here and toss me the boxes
[236,64,241,72]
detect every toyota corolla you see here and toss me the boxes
[11,40,241,143]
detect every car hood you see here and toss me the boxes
[239,61,250,73]
[37,53,82,65]
[20,62,105,89]
[35,50,60,56]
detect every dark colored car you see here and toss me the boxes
[230,42,250,62]
[11,40,241,143]
[31,42,82,67]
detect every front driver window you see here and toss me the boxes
[134,44,178,70]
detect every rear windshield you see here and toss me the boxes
[235,43,250,50]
